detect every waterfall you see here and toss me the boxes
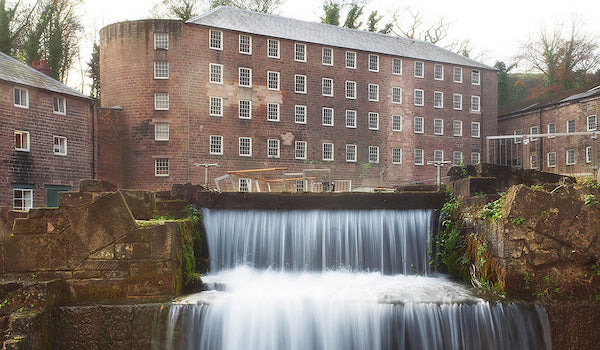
[162,209,551,350]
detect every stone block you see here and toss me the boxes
[115,243,133,259]
[119,190,155,220]
[12,218,47,234]
[2,233,83,272]
[149,225,174,260]
[79,179,117,193]
[76,260,119,271]
[89,246,115,260]
[59,192,94,208]
[132,242,151,260]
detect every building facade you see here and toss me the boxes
[0,52,95,213]
[99,7,497,191]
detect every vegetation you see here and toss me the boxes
[436,191,468,280]
[178,204,206,290]
[151,0,285,20]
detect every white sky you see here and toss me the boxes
[68,0,600,93]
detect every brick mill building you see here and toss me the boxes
[99,6,498,191]
[0,52,95,214]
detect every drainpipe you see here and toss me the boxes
[539,108,543,170]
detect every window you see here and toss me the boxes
[295,43,306,62]
[369,146,379,163]
[294,75,307,94]
[209,63,223,84]
[392,87,402,104]
[154,61,169,79]
[392,58,402,75]
[453,120,462,136]
[547,122,556,137]
[239,34,251,54]
[15,131,29,151]
[434,150,444,162]
[52,96,66,114]
[239,67,252,87]
[267,39,279,58]
[14,87,28,108]
[346,110,356,128]
[471,152,481,165]
[154,33,168,50]
[414,149,424,165]
[345,81,356,99]
[368,112,379,130]
[434,64,443,80]
[434,119,443,135]
[547,152,557,167]
[322,78,333,96]
[346,144,357,162]
[566,149,575,165]
[392,115,402,131]
[209,97,223,117]
[322,143,334,161]
[587,146,592,163]
[346,51,356,69]
[368,54,379,72]
[239,100,252,119]
[414,117,424,134]
[267,71,280,90]
[52,136,67,155]
[530,126,539,141]
[210,135,223,155]
[414,89,424,106]
[513,157,522,167]
[239,137,252,157]
[322,107,334,126]
[472,70,480,85]
[392,148,402,164]
[209,30,223,50]
[239,178,252,192]
[414,61,424,78]
[453,67,462,82]
[471,122,480,138]
[368,84,379,101]
[155,158,169,176]
[322,47,333,65]
[471,96,481,112]
[295,105,307,124]
[295,141,307,159]
[529,154,538,169]
[588,115,597,131]
[514,129,522,144]
[453,94,462,110]
[13,188,33,211]
[155,122,169,141]
[267,103,280,122]
[567,119,575,133]
[433,91,443,108]
[154,92,169,110]
[453,151,463,166]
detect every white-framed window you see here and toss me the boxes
[368,112,379,130]
[392,148,402,164]
[346,110,356,128]
[453,67,462,83]
[529,154,539,169]
[434,118,443,135]
[368,84,379,101]
[472,70,480,85]
[471,96,481,112]
[453,94,462,110]
[322,47,333,65]
[587,115,597,131]
[392,115,402,132]
[369,146,379,163]
[434,150,444,162]
[514,129,522,144]
[392,58,402,75]
[452,151,463,165]
[209,30,223,50]
[295,74,307,94]
[346,51,356,69]
[155,158,169,176]
[295,43,306,62]
[295,105,307,124]
[471,152,481,165]
[587,146,592,163]
[514,157,522,167]
[453,120,462,136]
[239,34,251,54]
[434,91,443,108]
[154,92,169,110]
[322,143,334,161]
[434,64,444,80]
[414,117,424,134]
[322,78,333,96]
[295,141,307,159]
[53,136,67,155]
[239,137,252,157]
[414,61,424,78]
[567,119,575,133]
[471,122,480,138]
[345,81,356,99]
[267,103,280,122]
[13,187,33,211]
[209,63,223,84]
[566,149,576,165]
[239,67,252,87]
[392,87,402,104]
[267,39,280,58]
[530,126,539,141]
[414,149,424,165]
[322,107,334,126]
[548,122,556,136]
[154,61,169,79]
[267,71,280,90]
[53,96,66,114]
[14,87,28,108]
[210,135,223,155]
[154,33,168,50]
[155,122,169,141]
[239,100,252,119]
[209,96,223,117]
[346,144,357,162]
[414,89,424,106]
[368,54,379,72]
[547,152,557,167]
[15,131,29,151]
[239,178,252,192]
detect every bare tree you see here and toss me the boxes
[0,0,38,55]
[209,0,285,14]
[150,0,205,21]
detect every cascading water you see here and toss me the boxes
[162,209,551,350]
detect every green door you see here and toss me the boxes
[45,185,71,207]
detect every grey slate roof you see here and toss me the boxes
[0,51,89,99]
[188,6,495,70]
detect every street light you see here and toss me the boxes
[194,163,220,188]
[427,160,452,191]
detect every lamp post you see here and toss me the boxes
[194,163,220,188]
[427,160,452,191]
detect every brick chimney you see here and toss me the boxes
[32,60,52,77]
